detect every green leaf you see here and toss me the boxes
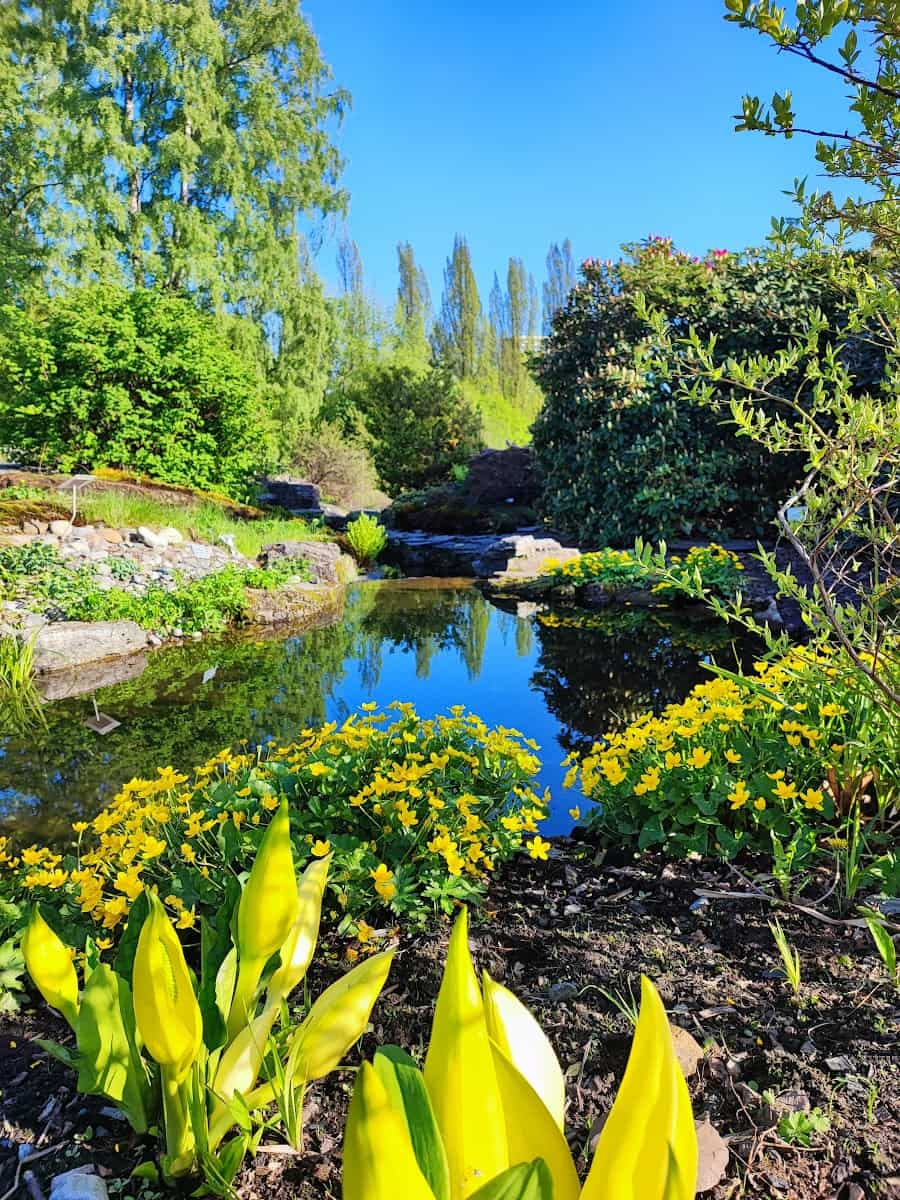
[113,891,150,985]
[374,1046,450,1200]
[468,1160,554,1200]
[76,964,152,1134]
[199,879,240,1051]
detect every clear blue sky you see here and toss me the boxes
[304,0,854,307]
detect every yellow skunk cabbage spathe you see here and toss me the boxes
[132,891,202,1081]
[22,907,80,1031]
[343,909,698,1200]
[227,797,299,1039]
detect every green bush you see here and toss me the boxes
[347,362,483,493]
[6,705,547,933]
[0,285,267,498]
[345,512,387,566]
[531,240,869,544]
[571,646,899,903]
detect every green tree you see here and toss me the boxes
[0,285,266,497]
[542,239,576,333]
[6,0,347,316]
[727,0,900,250]
[432,234,484,379]
[349,362,483,492]
[395,242,432,364]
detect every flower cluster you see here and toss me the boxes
[570,645,896,881]
[3,704,547,938]
[541,542,744,602]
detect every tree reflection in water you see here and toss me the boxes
[0,582,746,842]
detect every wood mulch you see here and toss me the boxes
[1,843,898,1200]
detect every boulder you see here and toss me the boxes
[472,535,579,578]
[29,620,150,673]
[463,446,538,507]
[260,539,343,585]
[257,476,321,513]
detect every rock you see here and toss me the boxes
[547,981,578,1002]
[135,525,168,549]
[49,519,73,536]
[0,533,32,546]
[472,534,580,579]
[22,520,48,535]
[157,526,183,545]
[257,476,321,513]
[51,1166,108,1200]
[260,540,343,585]
[29,620,150,673]
[98,527,123,544]
[463,445,538,507]
[35,651,148,700]
[670,1026,705,1077]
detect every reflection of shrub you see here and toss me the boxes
[345,512,387,566]
[572,646,899,896]
[289,421,380,508]
[7,705,547,934]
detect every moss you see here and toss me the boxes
[0,498,72,527]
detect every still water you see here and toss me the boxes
[0,581,742,840]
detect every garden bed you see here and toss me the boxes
[0,843,896,1200]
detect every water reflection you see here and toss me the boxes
[0,582,745,840]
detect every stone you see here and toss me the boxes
[135,525,167,549]
[29,620,149,673]
[0,533,32,546]
[50,1167,108,1200]
[49,519,73,536]
[463,445,538,507]
[22,520,48,535]
[157,526,183,544]
[471,534,579,579]
[257,476,321,512]
[260,539,343,585]
[99,527,123,544]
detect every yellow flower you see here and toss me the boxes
[72,822,89,834]
[724,749,741,764]
[728,781,750,810]
[311,839,331,857]
[774,780,798,802]
[307,762,331,777]
[665,752,682,770]
[176,907,197,930]
[688,747,711,769]
[754,798,766,812]
[568,806,581,821]
[820,703,847,718]
[528,836,551,861]
[801,788,824,812]
[356,920,374,944]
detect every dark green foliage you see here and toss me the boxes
[0,286,267,498]
[531,240,863,544]
[351,363,483,493]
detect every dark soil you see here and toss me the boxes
[1,845,898,1200]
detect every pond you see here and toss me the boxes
[0,580,746,841]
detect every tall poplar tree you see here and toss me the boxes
[433,234,483,379]
[543,238,577,332]
[395,241,431,363]
[5,0,348,320]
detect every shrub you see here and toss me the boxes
[541,542,745,602]
[4,704,547,934]
[345,512,387,566]
[288,420,381,509]
[0,285,267,498]
[348,362,483,493]
[571,645,899,901]
[531,240,868,544]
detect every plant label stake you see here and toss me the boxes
[84,694,120,735]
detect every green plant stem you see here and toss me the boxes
[161,1064,196,1179]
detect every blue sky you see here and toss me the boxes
[304,0,855,307]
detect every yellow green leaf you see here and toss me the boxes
[482,971,566,1131]
[424,910,508,1200]
[132,893,202,1081]
[22,907,79,1031]
[582,976,697,1200]
[343,1061,435,1200]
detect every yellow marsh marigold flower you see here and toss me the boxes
[801,788,824,812]
[774,780,798,802]
[728,782,750,810]
[820,703,848,718]
[754,798,766,812]
[311,839,331,857]
[528,836,551,861]
[568,806,581,821]
[356,920,374,944]
[307,761,331,777]
[688,747,712,769]
[724,749,741,764]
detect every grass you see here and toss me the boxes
[76,492,329,559]
[0,634,43,732]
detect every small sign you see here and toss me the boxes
[85,712,121,735]
[202,666,218,684]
